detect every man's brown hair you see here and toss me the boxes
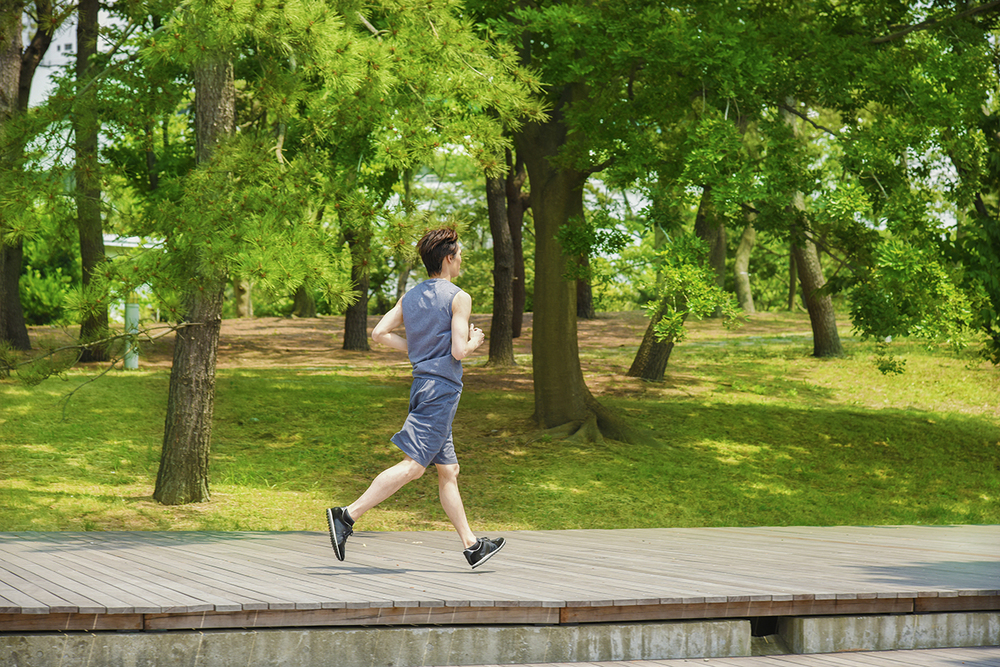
[417,228,459,276]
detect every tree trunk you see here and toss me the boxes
[0,241,30,350]
[626,302,680,381]
[75,0,109,362]
[342,226,371,351]
[395,169,413,301]
[145,122,159,190]
[395,262,411,301]
[194,59,235,164]
[628,197,705,382]
[734,216,756,314]
[232,278,253,318]
[792,224,843,357]
[576,269,596,319]
[517,116,590,429]
[505,149,528,338]
[787,243,798,310]
[694,185,726,317]
[781,103,841,357]
[155,56,234,505]
[0,9,30,350]
[516,102,646,444]
[154,284,224,504]
[292,284,316,318]
[486,167,515,366]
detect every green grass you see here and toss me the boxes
[1,315,997,532]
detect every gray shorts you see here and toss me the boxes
[390,377,462,467]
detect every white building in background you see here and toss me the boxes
[23,14,77,108]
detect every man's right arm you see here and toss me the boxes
[372,299,408,352]
[451,291,484,360]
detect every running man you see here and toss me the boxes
[326,228,506,569]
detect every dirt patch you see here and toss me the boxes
[27,310,814,394]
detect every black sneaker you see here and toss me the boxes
[326,507,353,561]
[464,537,505,569]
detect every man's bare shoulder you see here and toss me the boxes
[452,288,472,313]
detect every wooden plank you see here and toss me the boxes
[937,647,1000,666]
[337,527,996,607]
[0,591,24,613]
[0,575,49,614]
[0,612,142,632]
[0,535,153,613]
[28,543,219,615]
[0,562,82,613]
[497,531,788,605]
[216,531,561,609]
[19,537,191,614]
[0,552,109,614]
[559,597,915,624]
[915,594,1000,612]
[150,532,423,609]
[43,536,265,614]
[144,604,560,631]
[507,533,849,603]
[100,535,306,611]
[90,532,347,611]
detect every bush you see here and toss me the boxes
[19,237,80,326]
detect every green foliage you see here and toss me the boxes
[958,212,1000,363]
[849,240,975,374]
[50,0,546,330]
[19,236,81,326]
[645,233,743,344]
[557,210,631,281]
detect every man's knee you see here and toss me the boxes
[401,458,426,481]
[437,463,460,482]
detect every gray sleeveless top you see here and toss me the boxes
[401,278,463,388]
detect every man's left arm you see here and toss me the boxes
[451,291,484,360]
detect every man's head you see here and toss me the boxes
[417,228,460,277]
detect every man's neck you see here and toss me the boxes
[430,266,458,282]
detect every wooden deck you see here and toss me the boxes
[0,525,997,633]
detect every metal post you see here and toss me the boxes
[124,301,139,370]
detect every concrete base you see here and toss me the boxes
[0,620,751,667]
[779,612,1000,654]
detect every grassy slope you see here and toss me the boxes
[1,312,997,532]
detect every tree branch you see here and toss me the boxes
[777,104,841,139]
[585,157,615,176]
[357,11,386,40]
[870,0,1000,44]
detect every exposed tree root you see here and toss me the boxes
[533,398,659,447]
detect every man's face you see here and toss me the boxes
[449,245,463,275]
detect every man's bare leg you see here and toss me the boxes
[346,456,426,521]
[436,463,477,549]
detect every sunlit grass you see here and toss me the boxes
[1,314,997,533]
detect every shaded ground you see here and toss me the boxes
[27,310,818,395]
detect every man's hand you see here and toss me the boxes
[469,323,485,350]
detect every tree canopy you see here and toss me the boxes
[3,0,999,499]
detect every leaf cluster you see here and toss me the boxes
[849,240,975,367]
[645,233,743,345]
